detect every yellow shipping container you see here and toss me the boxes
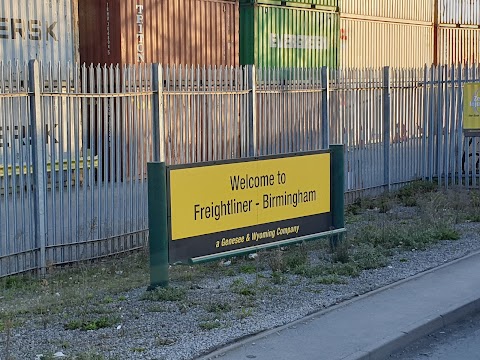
[340,18,434,68]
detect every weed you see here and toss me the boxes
[236,307,254,319]
[205,302,232,314]
[199,320,221,330]
[353,244,389,270]
[64,316,119,331]
[239,264,257,274]
[148,304,168,313]
[172,267,196,282]
[225,268,236,276]
[131,348,146,353]
[314,275,348,285]
[1,275,38,291]
[74,352,106,360]
[102,296,114,304]
[271,271,286,285]
[230,279,256,296]
[399,258,409,262]
[141,287,186,302]
[433,226,460,241]
[284,247,308,271]
[2,316,13,360]
[331,239,350,264]
[329,263,360,277]
[267,249,286,273]
[156,336,176,346]
[466,214,480,223]
[397,180,437,206]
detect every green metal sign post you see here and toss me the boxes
[330,144,345,249]
[147,162,169,289]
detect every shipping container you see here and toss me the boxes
[78,0,239,66]
[240,4,339,68]
[438,0,480,25]
[437,26,480,64]
[340,0,433,23]
[340,17,434,68]
[240,0,338,8]
[0,0,79,64]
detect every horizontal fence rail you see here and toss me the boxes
[0,61,479,277]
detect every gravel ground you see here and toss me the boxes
[3,207,480,360]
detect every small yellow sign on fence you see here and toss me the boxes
[463,83,480,135]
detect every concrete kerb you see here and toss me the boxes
[197,249,480,360]
[361,296,480,360]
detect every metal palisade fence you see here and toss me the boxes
[0,61,479,277]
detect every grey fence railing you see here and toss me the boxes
[0,61,479,277]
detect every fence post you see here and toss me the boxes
[29,60,47,276]
[321,67,330,149]
[152,64,165,163]
[248,65,257,157]
[383,66,391,191]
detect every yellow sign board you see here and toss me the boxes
[168,152,331,243]
[463,83,480,134]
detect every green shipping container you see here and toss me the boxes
[240,4,339,68]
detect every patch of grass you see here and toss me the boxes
[1,275,38,291]
[314,274,348,285]
[199,320,221,330]
[397,180,437,206]
[205,301,233,314]
[64,316,119,331]
[347,197,377,215]
[225,268,236,276]
[230,279,256,296]
[141,287,186,302]
[377,194,394,213]
[284,247,308,271]
[353,244,389,270]
[239,264,257,274]
[102,296,114,304]
[465,214,480,222]
[433,226,460,240]
[74,352,106,360]
[399,258,409,262]
[329,263,361,277]
[293,262,360,278]
[131,347,146,353]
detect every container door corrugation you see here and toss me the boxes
[79,0,239,66]
[340,0,434,23]
[241,4,339,68]
[340,18,434,68]
[437,27,480,64]
[122,0,239,66]
[0,0,78,64]
[438,0,480,25]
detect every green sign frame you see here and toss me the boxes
[147,145,345,289]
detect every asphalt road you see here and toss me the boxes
[391,310,480,360]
